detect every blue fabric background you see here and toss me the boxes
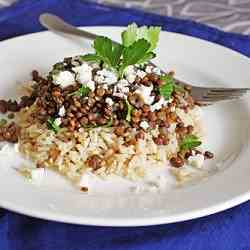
[0,0,250,249]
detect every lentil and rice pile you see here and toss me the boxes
[0,24,213,191]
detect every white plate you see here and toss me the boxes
[0,26,250,227]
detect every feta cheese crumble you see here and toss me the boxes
[124,65,137,83]
[86,80,96,92]
[150,97,169,112]
[58,106,66,117]
[124,65,135,76]
[145,65,154,74]
[126,73,136,84]
[140,121,149,130]
[136,70,147,79]
[53,71,75,88]
[73,63,93,84]
[152,67,161,75]
[105,97,114,106]
[135,85,154,105]
[113,79,130,98]
[94,69,117,85]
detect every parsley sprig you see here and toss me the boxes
[80,23,161,77]
[121,23,161,51]
[180,135,202,151]
[69,84,90,97]
[159,75,184,100]
[81,36,123,69]
[47,118,60,133]
[125,99,134,122]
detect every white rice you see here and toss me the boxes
[17,103,204,188]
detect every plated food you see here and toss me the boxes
[0,24,213,192]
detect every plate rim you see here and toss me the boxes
[0,26,250,227]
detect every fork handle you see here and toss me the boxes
[39,13,120,44]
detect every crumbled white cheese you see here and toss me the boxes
[30,168,45,183]
[105,97,114,106]
[124,65,137,83]
[90,62,100,69]
[176,108,194,126]
[73,63,93,84]
[54,118,62,126]
[71,61,80,67]
[150,97,168,112]
[117,80,130,93]
[94,74,104,83]
[113,79,130,98]
[53,71,75,88]
[103,84,108,90]
[124,65,135,76]
[95,69,117,85]
[86,80,96,92]
[168,123,176,133]
[145,65,154,74]
[188,154,204,168]
[126,73,136,84]
[113,92,124,98]
[58,106,66,117]
[140,121,149,130]
[135,85,154,105]
[118,79,129,87]
[136,70,147,79]
[152,67,161,75]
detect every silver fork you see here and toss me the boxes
[39,13,250,105]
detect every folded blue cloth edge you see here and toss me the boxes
[0,0,249,41]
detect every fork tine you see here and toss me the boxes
[209,88,249,94]
[202,95,241,102]
[207,92,246,98]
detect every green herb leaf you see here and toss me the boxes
[81,37,123,70]
[174,84,184,92]
[147,26,161,51]
[110,43,124,67]
[69,84,90,97]
[120,39,151,75]
[80,54,102,63]
[159,82,174,100]
[121,23,161,51]
[94,36,123,69]
[47,118,60,133]
[53,62,65,71]
[94,36,112,64]
[0,118,7,127]
[159,74,184,100]
[180,135,202,151]
[122,23,138,47]
[125,99,134,122]
[104,118,113,128]
[78,85,91,97]
[160,75,175,85]
[137,52,156,65]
